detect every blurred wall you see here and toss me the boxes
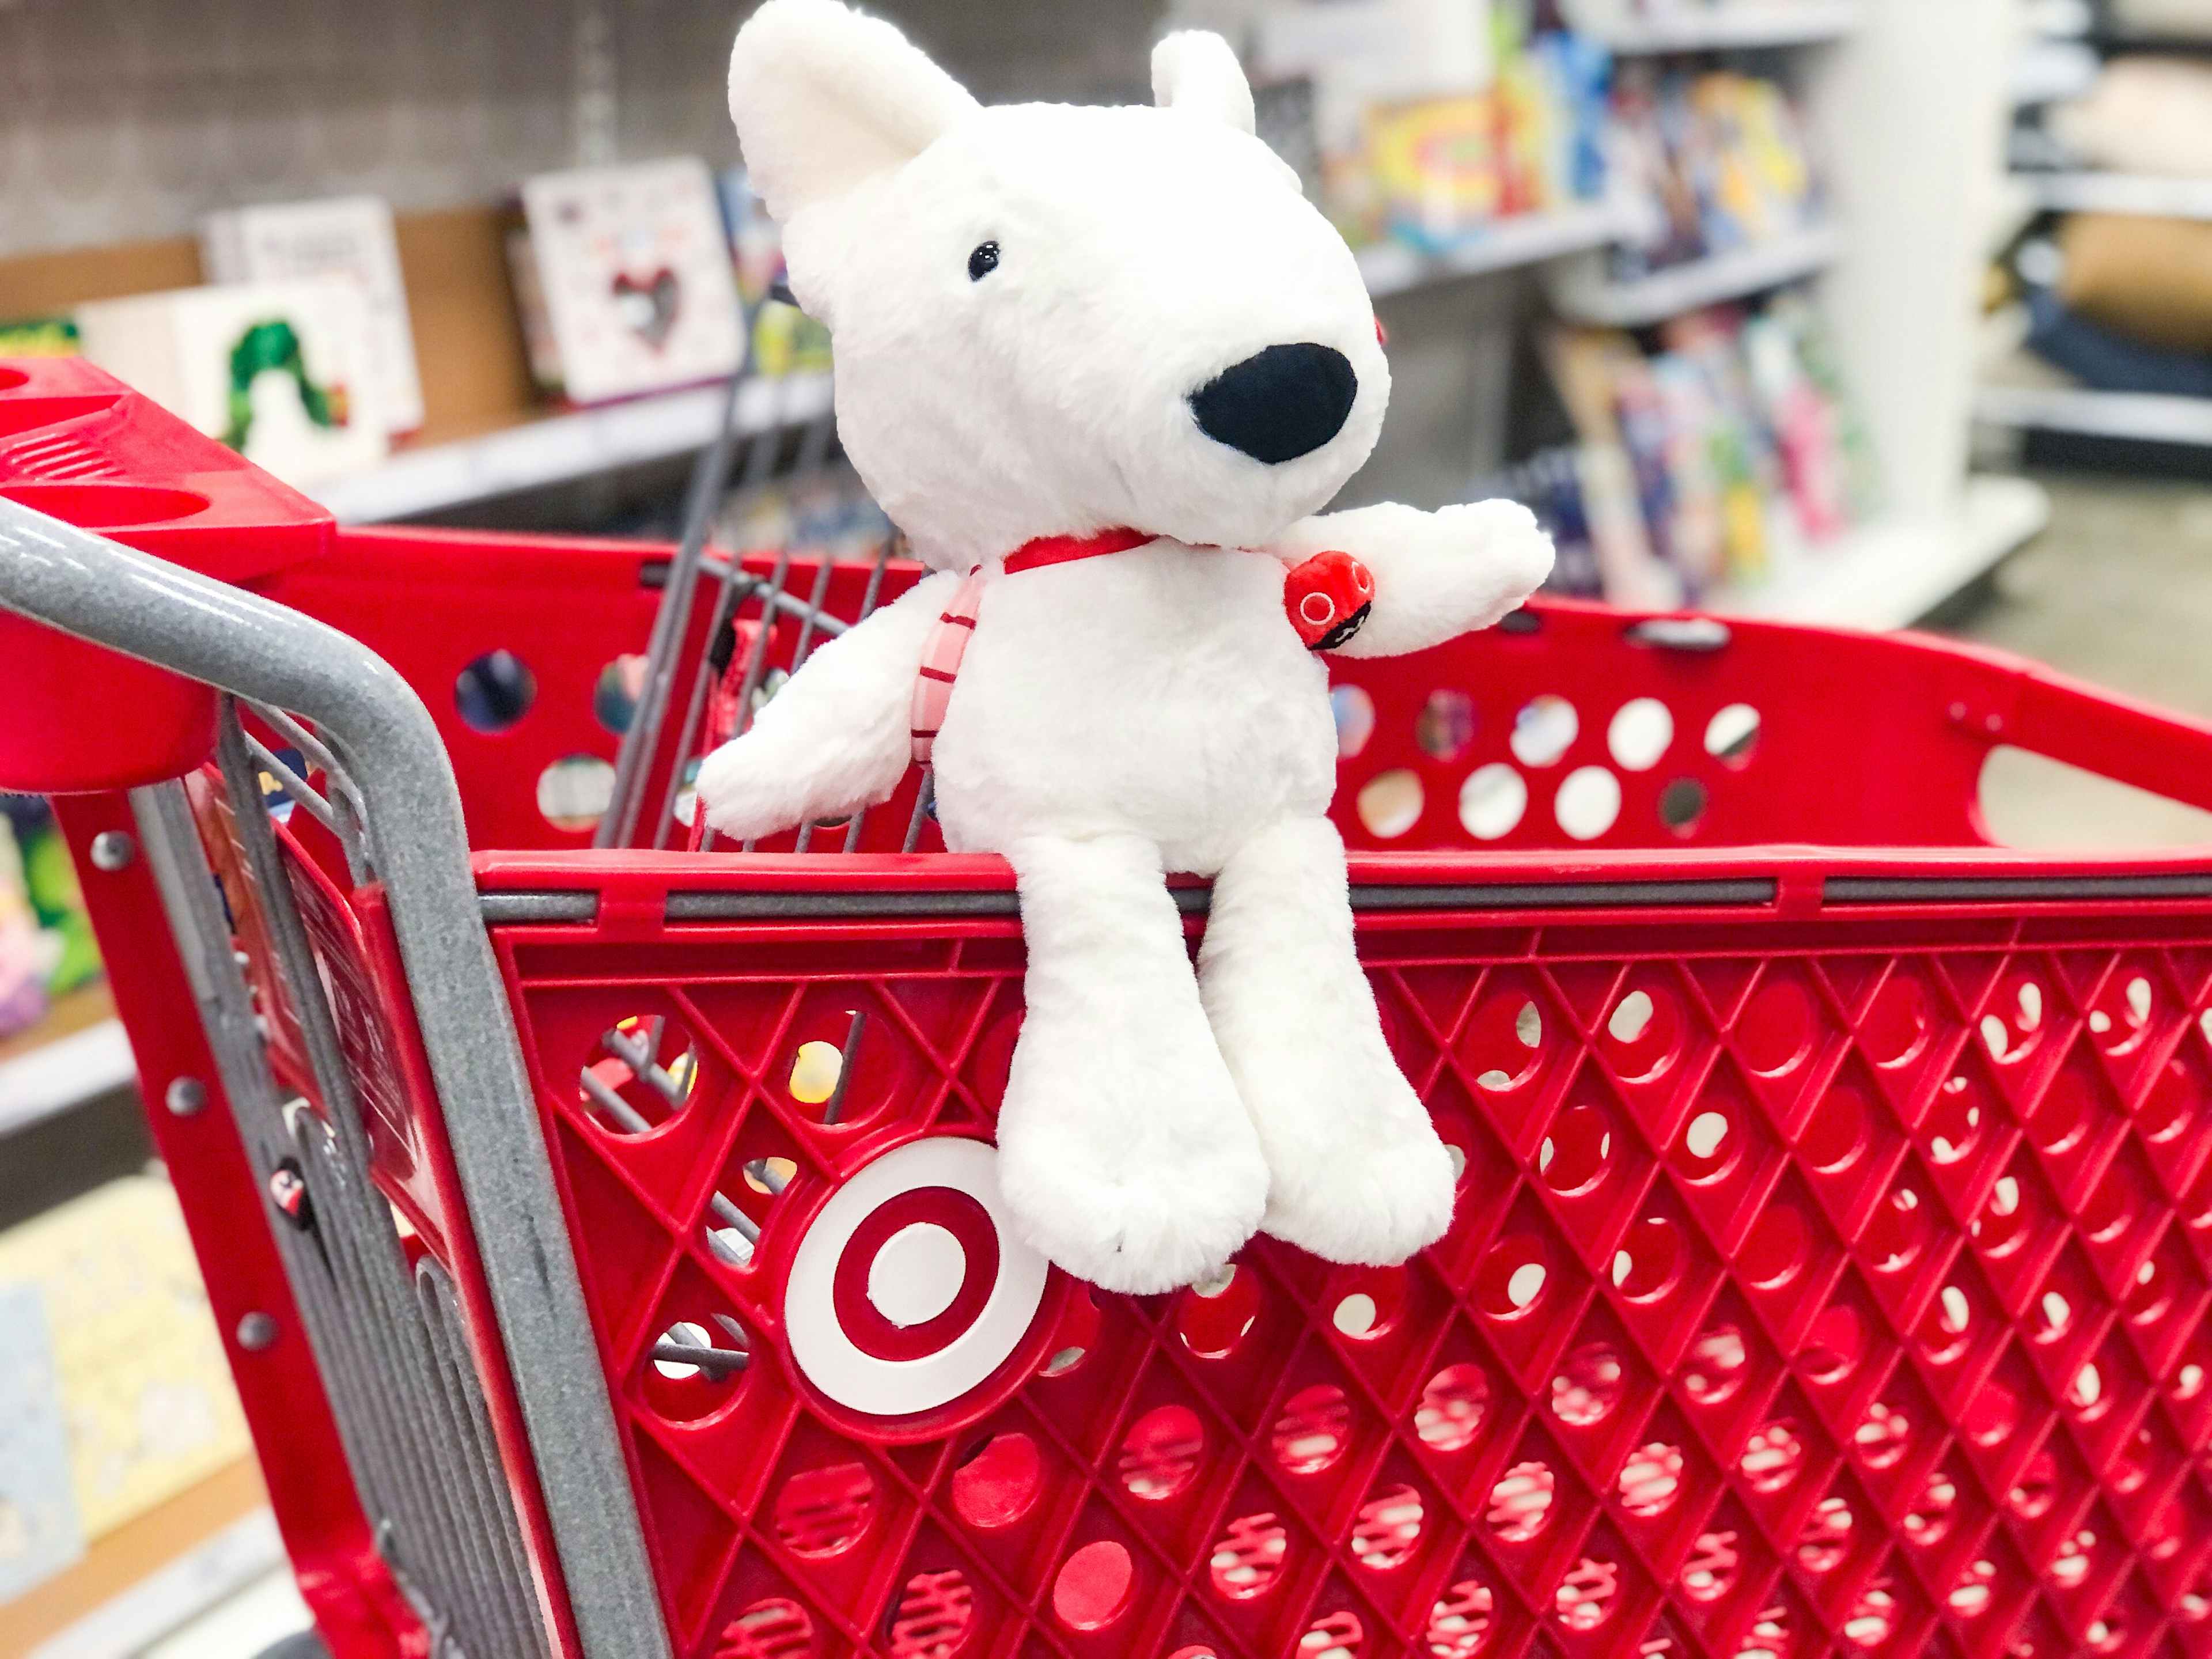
[0,0,1165,258]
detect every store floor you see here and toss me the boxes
[1945,471,2212,850]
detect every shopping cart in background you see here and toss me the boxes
[7,354,2212,1659]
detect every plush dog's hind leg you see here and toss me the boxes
[1198,816,1457,1266]
[997,833,1270,1294]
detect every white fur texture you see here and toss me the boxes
[710,0,1554,1290]
[998,834,1268,1293]
[1152,31,1257,135]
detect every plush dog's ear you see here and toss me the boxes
[729,0,979,223]
[1151,31,1255,135]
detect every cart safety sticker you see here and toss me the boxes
[785,1138,1048,1416]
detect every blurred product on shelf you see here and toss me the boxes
[200,195,426,436]
[713,462,893,568]
[1609,62,1823,277]
[2057,213,2212,353]
[0,814,58,1040]
[1359,31,1611,251]
[0,1178,252,1607]
[1239,0,1612,256]
[717,168,833,378]
[507,156,747,406]
[71,280,389,490]
[2108,0,2212,39]
[2025,287,2212,397]
[9,800,99,999]
[0,1279,78,1603]
[1521,293,1873,604]
[0,315,79,357]
[1983,218,2212,409]
[2048,54,2212,175]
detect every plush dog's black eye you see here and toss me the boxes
[967,241,1001,281]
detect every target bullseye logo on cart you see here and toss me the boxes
[786,1138,1048,1416]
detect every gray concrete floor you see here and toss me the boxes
[1936,474,2212,851]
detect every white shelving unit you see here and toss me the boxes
[1357,200,1632,297]
[1547,222,1842,328]
[2016,171,2212,220]
[0,1016,135,1139]
[1568,0,1865,54]
[313,372,835,525]
[1710,474,2052,630]
[1975,383,2212,445]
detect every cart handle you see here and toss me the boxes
[0,497,672,1659]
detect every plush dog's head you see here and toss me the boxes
[729,0,1389,569]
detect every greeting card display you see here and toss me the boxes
[510,157,747,405]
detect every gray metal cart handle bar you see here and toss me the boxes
[0,497,672,1659]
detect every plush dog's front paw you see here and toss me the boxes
[1262,1121,1456,1268]
[693,736,804,841]
[999,1130,1268,1296]
[1435,498,1556,623]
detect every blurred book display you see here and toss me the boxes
[1608,63,1823,276]
[718,168,832,378]
[200,196,426,436]
[0,1180,252,1605]
[509,157,748,406]
[73,280,389,490]
[1528,296,1877,605]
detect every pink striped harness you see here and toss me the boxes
[908,527,1153,766]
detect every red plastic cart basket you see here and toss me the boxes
[7,359,2212,1659]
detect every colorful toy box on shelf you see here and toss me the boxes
[1362,26,1612,253]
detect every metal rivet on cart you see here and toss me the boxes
[166,1077,207,1118]
[89,830,135,870]
[237,1312,279,1351]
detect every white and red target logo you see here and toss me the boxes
[785,1138,1048,1417]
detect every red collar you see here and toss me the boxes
[999,526,1154,576]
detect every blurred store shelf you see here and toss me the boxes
[2010,39,2103,107]
[1710,475,2054,630]
[1976,382,2212,445]
[310,206,1646,525]
[2016,171,2212,220]
[313,371,835,525]
[1566,0,1863,54]
[1357,200,1633,297]
[1548,221,1842,328]
[0,986,132,1139]
[23,1503,285,1659]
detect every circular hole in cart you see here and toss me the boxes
[455,649,536,734]
[642,1314,748,1423]
[537,753,615,834]
[1274,1383,1353,1475]
[950,1431,1041,1530]
[579,1014,699,1135]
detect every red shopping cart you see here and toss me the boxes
[7,356,2212,1659]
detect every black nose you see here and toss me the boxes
[1189,343,1357,465]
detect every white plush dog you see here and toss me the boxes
[704,0,1555,1294]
